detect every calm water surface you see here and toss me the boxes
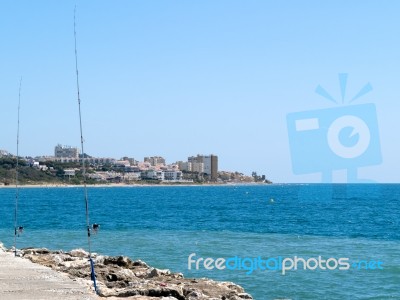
[0,184,399,299]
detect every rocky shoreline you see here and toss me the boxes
[11,247,253,300]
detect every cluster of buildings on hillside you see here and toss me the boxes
[1,144,219,183]
[0,150,9,157]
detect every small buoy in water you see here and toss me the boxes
[269,198,275,203]
[245,192,249,194]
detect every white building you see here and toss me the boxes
[141,170,164,180]
[64,169,76,177]
[0,150,9,157]
[52,157,116,165]
[163,170,183,181]
[124,172,141,181]
[178,161,192,172]
[115,160,131,167]
[88,171,122,182]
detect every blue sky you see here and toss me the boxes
[1,1,399,183]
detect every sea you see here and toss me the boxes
[0,184,399,299]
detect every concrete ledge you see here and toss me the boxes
[0,247,98,300]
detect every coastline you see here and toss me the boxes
[0,182,270,189]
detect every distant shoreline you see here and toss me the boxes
[0,182,270,189]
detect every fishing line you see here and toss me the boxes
[14,77,23,257]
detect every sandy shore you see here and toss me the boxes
[0,245,98,300]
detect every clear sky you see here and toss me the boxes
[1,1,399,183]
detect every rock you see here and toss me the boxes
[52,254,65,265]
[22,247,51,255]
[95,255,106,264]
[0,243,6,252]
[133,259,150,268]
[118,268,135,278]
[186,290,206,299]
[21,248,253,299]
[104,255,133,267]
[147,268,171,278]
[237,293,253,299]
[173,272,184,279]
[69,248,88,257]
[106,273,119,282]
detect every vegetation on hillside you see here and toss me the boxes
[0,157,62,185]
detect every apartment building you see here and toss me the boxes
[144,156,166,166]
[188,154,218,181]
[54,144,79,159]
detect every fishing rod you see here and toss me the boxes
[74,7,98,294]
[14,77,23,257]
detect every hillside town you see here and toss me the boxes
[0,145,269,185]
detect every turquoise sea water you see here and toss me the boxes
[0,184,399,299]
